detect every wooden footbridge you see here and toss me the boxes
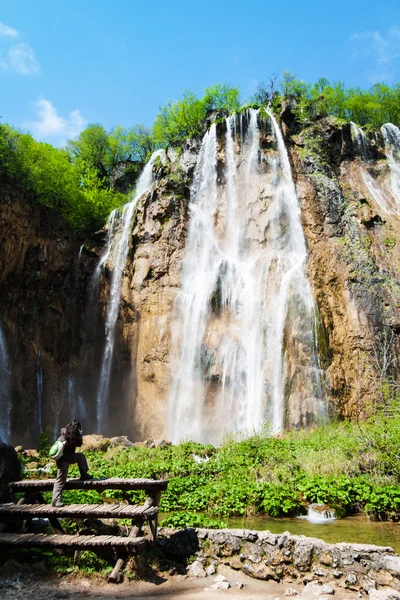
[0,477,168,583]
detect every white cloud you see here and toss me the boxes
[0,42,40,75]
[7,42,40,74]
[26,98,85,146]
[350,26,400,82]
[0,22,18,37]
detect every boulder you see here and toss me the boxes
[81,434,111,452]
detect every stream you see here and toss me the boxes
[228,515,400,553]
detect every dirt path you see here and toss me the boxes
[0,565,362,600]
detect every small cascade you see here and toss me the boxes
[67,376,86,425]
[96,150,164,432]
[168,109,326,444]
[350,122,371,161]
[382,123,400,209]
[0,324,11,443]
[35,349,43,435]
[298,504,336,524]
[351,122,400,215]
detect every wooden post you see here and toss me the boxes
[107,494,156,583]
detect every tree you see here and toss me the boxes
[250,75,279,106]
[153,90,206,144]
[203,84,240,112]
[67,124,109,181]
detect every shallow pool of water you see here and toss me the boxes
[228,515,400,554]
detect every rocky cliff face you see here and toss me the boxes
[0,181,100,445]
[2,112,400,446]
[290,117,400,418]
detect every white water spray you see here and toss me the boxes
[36,349,43,435]
[0,324,11,442]
[382,123,400,211]
[96,150,164,431]
[168,109,325,444]
[351,122,400,215]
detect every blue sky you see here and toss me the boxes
[1,0,400,146]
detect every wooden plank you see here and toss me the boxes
[9,478,168,493]
[0,533,146,549]
[0,503,158,520]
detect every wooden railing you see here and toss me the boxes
[0,477,168,583]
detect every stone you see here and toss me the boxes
[368,590,400,600]
[154,439,172,448]
[24,449,40,458]
[236,582,244,589]
[314,569,328,577]
[381,556,400,576]
[332,570,343,579]
[362,577,377,592]
[242,561,279,581]
[285,587,299,596]
[294,541,314,571]
[303,582,335,595]
[206,563,216,576]
[81,434,111,452]
[187,560,207,578]
[110,436,135,447]
[211,574,231,590]
[345,573,358,586]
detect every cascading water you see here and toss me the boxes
[0,324,11,442]
[350,122,371,162]
[351,122,399,215]
[35,348,43,435]
[381,123,400,210]
[96,150,164,432]
[68,376,86,425]
[168,109,326,445]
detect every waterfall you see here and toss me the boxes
[382,123,400,210]
[0,324,11,443]
[96,150,164,432]
[350,122,371,162]
[168,109,325,445]
[35,348,43,435]
[67,376,86,425]
[351,122,400,215]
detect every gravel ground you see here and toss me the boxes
[0,564,364,600]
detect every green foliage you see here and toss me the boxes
[37,432,51,456]
[161,511,227,529]
[21,401,400,525]
[273,73,400,128]
[258,483,301,517]
[153,84,241,145]
[0,123,126,233]
[154,91,206,145]
[203,84,240,113]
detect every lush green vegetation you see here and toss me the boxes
[153,84,240,144]
[0,122,155,233]
[2,75,400,234]
[26,402,400,526]
[274,72,400,129]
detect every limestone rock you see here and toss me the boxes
[242,561,279,581]
[369,590,400,600]
[211,574,231,590]
[303,582,335,595]
[285,587,299,596]
[81,434,111,452]
[187,560,207,578]
[294,541,315,571]
[110,436,135,447]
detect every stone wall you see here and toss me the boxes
[157,527,400,593]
